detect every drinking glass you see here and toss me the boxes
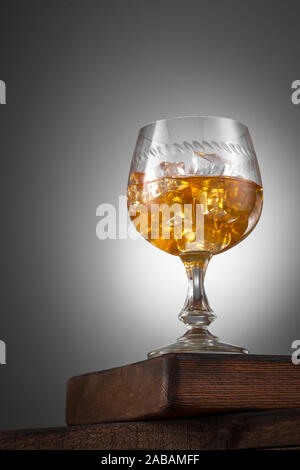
[127,116,263,357]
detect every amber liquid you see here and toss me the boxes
[127,173,263,256]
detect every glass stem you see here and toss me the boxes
[147,252,249,357]
[179,253,216,331]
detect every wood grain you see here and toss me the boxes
[1,409,300,450]
[66,353,300,425]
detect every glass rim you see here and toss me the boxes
[140,115,249,135]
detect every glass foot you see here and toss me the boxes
[147,328,248,358]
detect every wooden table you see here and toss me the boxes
[1,354,300,450]
[0,409,300,450]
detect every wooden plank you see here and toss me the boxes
[0,409,300,450]
[66,353,300,425]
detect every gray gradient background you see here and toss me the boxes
[0,0,299,430]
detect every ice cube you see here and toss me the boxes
[160,161,185,177]
[188,152,232,176]
[188,153,211,175]
[129,172,145,184]
[144,166,164,182]
[144,161,186,183]
[165,177,190,193]
[127,185,148,206]
[147,179,167,199]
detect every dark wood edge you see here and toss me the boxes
[1,409,300,450]
[67,353,292,383]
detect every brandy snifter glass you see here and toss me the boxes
[127,116,263,358]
